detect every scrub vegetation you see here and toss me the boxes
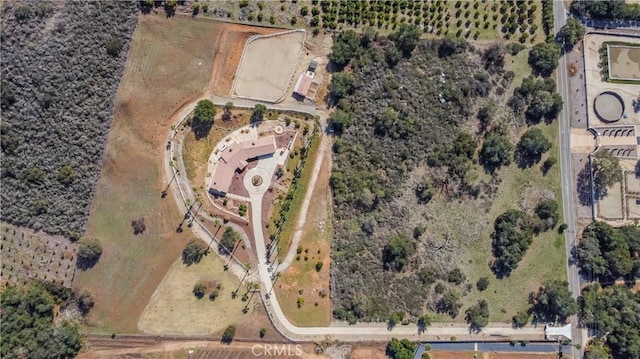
[0,1,138,237]
[328,26,564,324]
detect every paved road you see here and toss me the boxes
[553,2,585,358]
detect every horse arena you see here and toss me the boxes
[607,44,640,82]
[232,30,306,103]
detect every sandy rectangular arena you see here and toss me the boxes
[232,30,306,103]
[608,45,640,81]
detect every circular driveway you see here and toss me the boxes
[244,167,271,195]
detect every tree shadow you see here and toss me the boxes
[76,257,99,271]
[515,146,543,169]
[191,119,213,140]
[577,164,595,206]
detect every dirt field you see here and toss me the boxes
[73,14,284,333]
[608,45,640,81]
[349,345,387,359]
[274,134,332,327]
[598,182,624,219]
[79,341,323,359]
[138,254,250,335]
[1,223,76,287]
[232,30,306,102]
[583,34,639,127]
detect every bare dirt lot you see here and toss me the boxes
[232,30,306,102]
[74,14,283,333]
[1,223,76,287]
[608,45,640,81]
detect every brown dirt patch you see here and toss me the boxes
[350,345,387,359]
[209,23,283,97]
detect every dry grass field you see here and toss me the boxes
[274,136,332,327]
[74,14,280,333]
[138,254,249,335]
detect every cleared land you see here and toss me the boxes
[232,31,306,102]
[274,134,332,327]
[0,223,76,287]
[608,45,640,81]
[138,254,249,335]
[74,15,269,333]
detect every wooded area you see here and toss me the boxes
[0,1,138,236]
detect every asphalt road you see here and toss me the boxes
[552,2,585,358]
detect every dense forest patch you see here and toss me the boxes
[0,1,139,236]
[328,27,563,323]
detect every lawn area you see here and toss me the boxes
[274,134,332,327]
[138,253,249,335]
[74,15,228,333]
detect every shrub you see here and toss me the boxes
[315,261,323,272]
[221,325,236,343]
[182,239,206,266]
[238,203,247,216]
[382,235,415,272]
[259,327,267,338]
[476,277,490,291]
[131,217,146,235]
[105,38,124,57]
[447,268,465,285]
[193,282,206,298]
[220,227,240,254]
[76,238,102,270]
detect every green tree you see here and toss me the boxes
[329,72,356,101]
[386,338,417,359]
[0,282,82,359]
[465,299,490,331]
[577,221,634,280]
[76,238,103,270]
[593,150,622,197]
[182,239,206,265]
[105,38,124,57]
[491,210,532,277]
[518,127,551,165]
[193,282,206,298]
[191,99,216,138]
[57,165,76,185]
[220,227,240,254]
[329,30,362,69]
[252,104,267,122]
[535,199,560,229]
[417,314,432,332]
[528,279,578,323]
[525,90,563,123]
[480,133,513,172]
[388,310,406,327]
[557,18,586,48]
[581,283,640,359]
[437,290,462,318]
[382,235,416,271]
[221,325,236,343]
[328,109,352,134]
[259,327,267,338]
[528,42,560,77]
[512,310,530,328]
[222,101,233,120]
[476,277,490,291]
[447,268,465,285]
[388,24,422,57]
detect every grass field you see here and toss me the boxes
[74,15,230,333]
[274,135,332,327]
[138,254,249,335]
